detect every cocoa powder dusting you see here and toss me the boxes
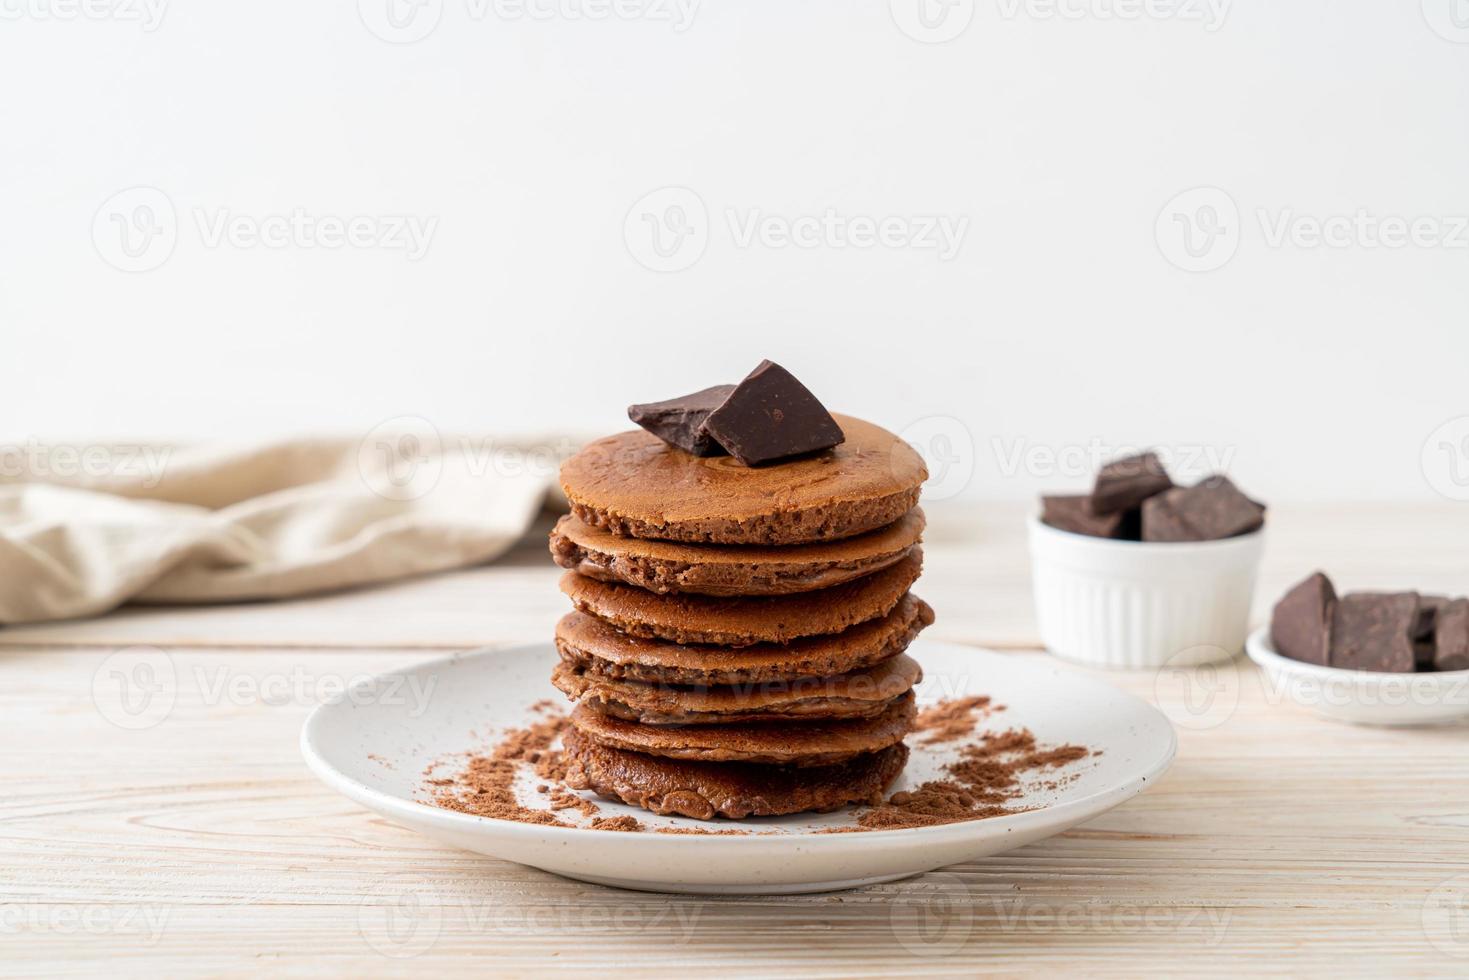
[857,713,1091,830]
[590,815,645,832]
[427,711,591,827]
[914,695,1001,744]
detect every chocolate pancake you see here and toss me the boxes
[560,551,923,647]
[569,692,916,766]
[555,594,934,686]
[553,653,922,725]
[563,728,909,820]
[559,415,927,545]
[549,508,924,597]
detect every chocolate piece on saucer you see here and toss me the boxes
[1414,594,1448,641]
[1329,593,1419,673]
[699,360,845,466]
[1433,598,1469,672]
[1141,475,1265,542]
[1271,571,1336,666]
[1041,494,1136,539]
[1091,451,1172,516]
[627,384,736,457]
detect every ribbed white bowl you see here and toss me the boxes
[1028,516,1265,669]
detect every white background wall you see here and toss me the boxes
[3,0,1467,501]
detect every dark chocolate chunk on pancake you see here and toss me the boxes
[559,414,925,545]
[570,692,915,766]
[549,509,924,596]
[562,728,908,820]
[627,384,736,457]
[554,593,935,686]
[553,654,922,725]
[697,359,845,466]
[560,551,922,647]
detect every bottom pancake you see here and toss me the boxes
[569,692,916,766]
[562,727,909,820]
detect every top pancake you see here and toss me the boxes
[549,508,924,596]
[559,414,927,545]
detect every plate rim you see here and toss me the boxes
[300,639,1179,847]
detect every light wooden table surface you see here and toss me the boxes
[5,502,1468,977]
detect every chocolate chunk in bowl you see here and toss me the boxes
[1271,571,1335,667]
[1141,475,1265,543]
[1091,451,1172,516]
[1328,593,1419,673]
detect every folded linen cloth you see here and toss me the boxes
[0,429,568,624]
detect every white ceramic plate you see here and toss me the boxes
[301,639,1176,894]
[1245,626,1469,727]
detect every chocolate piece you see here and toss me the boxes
[1414,594,1449,642]
[1091,451,1173,515]
[1041,494,1137,539]
[1329,593,1419,673]
[1141,475,1265,542]
[627,384,736,456]
[1271,571,1335,666]
[1433,598,1469,672]
[698,360,844,466]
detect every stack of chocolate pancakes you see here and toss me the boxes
[549,404,932,820]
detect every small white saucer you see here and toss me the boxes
[301,639,1176,894]
[1245,626,1469,727]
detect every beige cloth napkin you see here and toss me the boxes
[0,429,568,624]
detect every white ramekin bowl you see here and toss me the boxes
[1028,515,1265,669]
